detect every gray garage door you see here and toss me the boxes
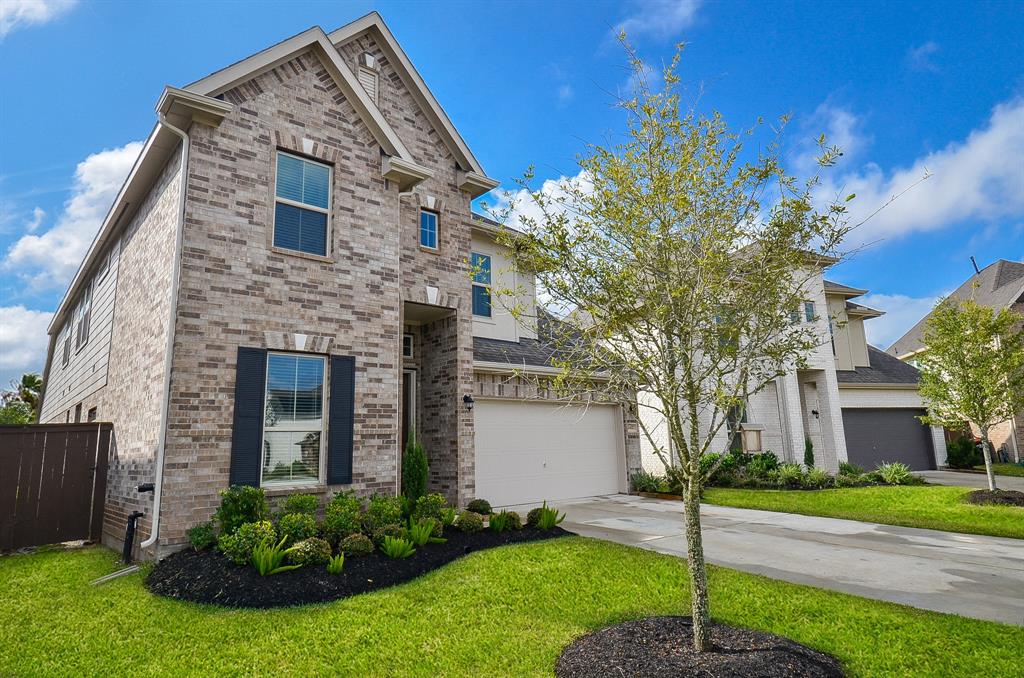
[841,408,936,471]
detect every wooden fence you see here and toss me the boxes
[0,423,110,551]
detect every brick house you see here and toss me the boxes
[639,270,947,474]
[888,259,1024,462]
[38,13,641,558]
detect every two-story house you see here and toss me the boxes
[38,13,641,558]
[639,271,947,474]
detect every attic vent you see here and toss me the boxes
[356,52,378,102]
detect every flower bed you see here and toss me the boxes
[148,524,570,608]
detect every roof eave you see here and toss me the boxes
[457,170,499,198]
[382,155,433,192]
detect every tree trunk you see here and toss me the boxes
[979,427,997,492]
[682,483,713,652]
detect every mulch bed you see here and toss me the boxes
[556,616,844,678]
[964,489,1024,507]
[146,526,570,608]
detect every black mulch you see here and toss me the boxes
[556,616,845,678]
[146,526,571,609]
[965,489,1024,507]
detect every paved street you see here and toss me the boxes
[543,494,1024,626]
[916,469,1024,491]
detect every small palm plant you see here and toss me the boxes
[252,536,301,576]
[326,553,345,575]
[535,502,565,530]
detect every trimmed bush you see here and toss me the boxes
[456,510,484,533]
[746,452,779,479]
[218,520,276,565]
[281,493,319,516]
[466,499,492,516]
[504,510,522,530]
[402,433,429,503]
[946,436,983,469]
[215,486,269,536]
[361,495,404,536]
[322,491,362,546]
[187,522,216,551]
[339,533,374,558]
[412,493,448,536]
[289,537,332,566]
[526,507,543,527]
[371,523,409,545]
[277,513,318,545]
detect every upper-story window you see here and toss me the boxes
[262,352,325,487]
[74,285,92,351]
[804,301,816,323]
[60,326,71,367]
[274,152,331,257]
[419,209,438,250]
[471,252,491,317]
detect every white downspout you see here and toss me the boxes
[140,114,189,551]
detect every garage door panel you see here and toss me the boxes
[474,400,622,506]
[841,408,935,471]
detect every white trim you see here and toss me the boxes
[471,251,492,318]
[402,333,414,359]
[419,208,439,250]
[273,150,333,257]
[260,352,328,489]
[473,360,610,380]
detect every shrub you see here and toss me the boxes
[946,436,982,469]
[699,453,722,480]
[876,461,913,485]
[802,467,833,489]
[746,452,779,479]
[380,536,416,559]
[412,493,448,536]
[289,537,332,567]
[218,520,276,565]
[187,522,216,551]
[277,512,318,545]
[835,472,865,488]
[535,502,565,530]
[526,507,543,527]
[504,510,522,530]
[371,523,409,545]
[630,470,665,493]
[215,486,269,536]
[665,466,687,495]
[322,491,362,545]
[280,493,319,516]
[839,461,864,476]
[252,536,301,576]
[439,507,457,527]
[489,510,512,533]
[326,553,345,575]
[339,533,374,557]
[804,438,815,469]
[466,498,492,515]
[402,433,429,503]
[771,463,805,489]
[456,510,484,532]
[361,494,404,536]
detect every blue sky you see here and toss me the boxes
[1,0,1022,387]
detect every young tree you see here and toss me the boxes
[917,298,1024,491]
[0,373,43,424]
[493,47,851,651]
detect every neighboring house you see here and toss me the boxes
[639,272,947,474]
[38,13,641,558]
[888,259,1024,462]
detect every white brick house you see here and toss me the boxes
[640,270,947,473]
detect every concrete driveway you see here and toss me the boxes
[551,494,1024,626]
[917,469,1024,491]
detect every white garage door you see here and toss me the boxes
[474,400,624,507]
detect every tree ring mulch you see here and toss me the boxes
[146,526,570,609]
[965,489,1024,507]
[555,616,844,678]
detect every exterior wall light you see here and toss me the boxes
[463,394,475,411]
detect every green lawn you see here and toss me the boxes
[703,485,1024,539]
[1,541,1021,677]
[973,463,1024,478]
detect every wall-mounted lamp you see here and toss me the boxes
[811,409,820,419]
[463,394,475,411]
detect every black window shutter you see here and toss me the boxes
[327,355,356,485]
[229,347,267,487]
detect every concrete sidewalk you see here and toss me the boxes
[916,469,1024,491]
[550,494,1024,626]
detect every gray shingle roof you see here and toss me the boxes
[887,259,1024,357]
[473,312,588,369]
[836,345,921,385]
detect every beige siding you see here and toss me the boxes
[470,230,537,341]
[40,240,120,423]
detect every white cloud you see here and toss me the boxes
[858,293,939,349]
[487,171,593,233]
[0,305,52,388]
[906,41,940,72]
[616,0,702,41]
[3,141,143,288]
[795,102,870,174]
[0,0,76,39]
[818,96,1024,247]
[25,206,44,233]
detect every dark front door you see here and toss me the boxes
[841,408,936,471]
